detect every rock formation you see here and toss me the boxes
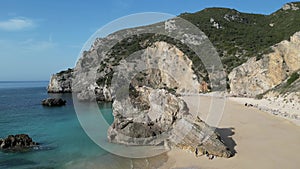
[42,98,66,107]
[114,41,202,94]
[108,86,232,158]
[47,68,73,93]
[50,4,300,99]
[282,2,299,11]
[0,134,39,151]
[229,31,300,97]
[72,39,211,102]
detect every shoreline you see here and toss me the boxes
[64,95,300,169]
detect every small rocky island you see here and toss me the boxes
[0,134,39,152]
[42,98,66,107]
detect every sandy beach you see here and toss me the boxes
[63,95,300,169]
[161,95,300,169]
[230,96,300,126]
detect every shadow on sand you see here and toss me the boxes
[216,127,237,156]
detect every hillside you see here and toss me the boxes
[94,2,300,92]
[180,2,300,71]
[51,2,300,101]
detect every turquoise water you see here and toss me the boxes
[0,81,114,169]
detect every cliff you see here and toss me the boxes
[228,31,300,97]
[47,68,73,93]
[59,30,300,100]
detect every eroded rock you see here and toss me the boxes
[42,98,66,107]
[229,31,300,97]
[282,3,299,11]
[108,86,232,158]
[0,134,39,151]
[48,68,73,93]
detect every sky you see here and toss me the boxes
[0,0,295,81]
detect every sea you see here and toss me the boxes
[0,81,116,169]
[0,81,172,169]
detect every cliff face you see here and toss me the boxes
[228,31,300,97]
[47,68,73,93]
[72,35,210,102]
[116,41,202,94]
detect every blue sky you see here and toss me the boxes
[0,0,294,81]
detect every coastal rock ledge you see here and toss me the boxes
[108,86,232,158]
[0,134,39,151]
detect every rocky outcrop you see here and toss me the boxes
[75,83,113,102]
[228,31,300,97]
[71,15,224,102]
[256,71,300,123]
[108,86,232,158]
[115,41,202,94]
[42,98,66,107]
[0,134,39,151]
[282,2,299,11]
[47,68,73,93]
[73,40,209,102]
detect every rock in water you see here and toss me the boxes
[107,86,232,158]
[0,134,39,151]
[41,98,66,107]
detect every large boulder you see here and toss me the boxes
[108,86,232,158]
[42,98,66,107]
[0,134,39,151]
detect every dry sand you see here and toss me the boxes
[162,95,300,169]
[230,96,300,126]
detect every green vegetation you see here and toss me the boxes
[57,68,73,76]
[257,71,300,98]
[180,4,300,72]
[277,72,300,94]
[96,3,300,88]
[287,72,299,85]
